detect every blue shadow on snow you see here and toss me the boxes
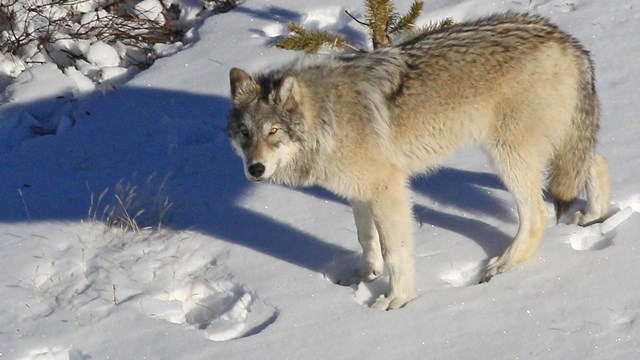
[0,85,516,272]
[0,86,351,273]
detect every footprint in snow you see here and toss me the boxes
[18,347,90,360]
[139,278,278,341]
[436,204,637,286]
[565,206,634,251]
[352,277,391,307]
[251,23,285,38]
[440,262,486,287]
[566,227,615,251]
[351,261,486,305]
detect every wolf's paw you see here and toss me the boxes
[371,294,412,311]
[336,270,363,286]
[336,269,383,286]
[362,260,386,281]
[570,207,618,227]
[481,256,511,283]
[335,261,385,286]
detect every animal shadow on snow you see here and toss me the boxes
[0,86,351,274]
[301,168,515,262]
[0,85,514,276]
[412,169,515,258]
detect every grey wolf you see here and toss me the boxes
[226,12,611,310]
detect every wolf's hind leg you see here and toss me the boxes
[337,199,385,286]
[482,148,549,282]
[571,153,612,226]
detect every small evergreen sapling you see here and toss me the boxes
[277,0,440,53]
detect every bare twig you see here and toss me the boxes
[344,10,369,27]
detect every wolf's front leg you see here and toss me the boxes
[337,199,386,286]
[369,177,416,310]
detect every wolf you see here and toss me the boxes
[226,12,611,310]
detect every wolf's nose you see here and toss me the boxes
[248,163,265,178]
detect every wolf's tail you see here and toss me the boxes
[548,53,610,223]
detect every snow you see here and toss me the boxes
[135,0,167,24]
[86,42,121,68]
[1,0,639,359]
[4,64,75,106]
[63,68,95,97]
[0,54,27,78]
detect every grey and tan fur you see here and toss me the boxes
[227,12,611,310]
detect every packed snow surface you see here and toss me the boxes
[1,0,639,359]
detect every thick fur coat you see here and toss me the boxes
[227,13,611,310]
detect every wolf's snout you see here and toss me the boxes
[248,163,266,178]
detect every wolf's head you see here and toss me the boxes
[227,68,306,182]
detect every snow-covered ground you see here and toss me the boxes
[1,0,639,359]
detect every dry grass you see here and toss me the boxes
[88,173,173,233]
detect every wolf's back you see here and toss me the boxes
[395,12,602,216]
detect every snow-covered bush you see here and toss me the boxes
[0,0,235,152]
[0,0,233,84]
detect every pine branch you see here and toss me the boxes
[389,0,424,34]
[276,22,346,53]
[420,17,455,34]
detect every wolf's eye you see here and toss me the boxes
[240,128,250,137]
[268,127,278,135]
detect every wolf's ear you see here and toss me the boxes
[230,68,256,102]
[276,71,302,109]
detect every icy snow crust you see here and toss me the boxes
[1,0,640,359]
